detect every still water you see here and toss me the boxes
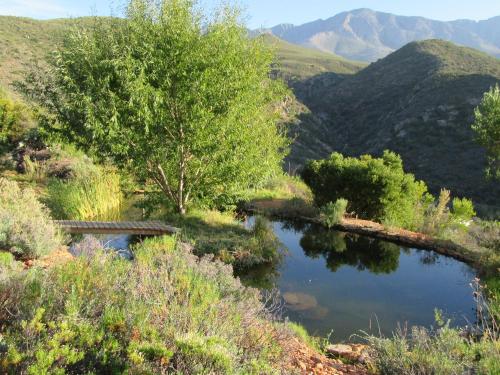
[69,215,477,342]
[239,219,476,341]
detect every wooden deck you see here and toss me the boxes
[55,220,180,235]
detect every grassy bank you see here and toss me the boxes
[164,209,282,270]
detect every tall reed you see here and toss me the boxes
[47,167,123,220]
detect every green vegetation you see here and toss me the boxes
[0,178,62,259]
[320,199,348,228]
[0,88,32,151]
[472,84,500,180]
[367,324,500,374]
[19,1,289,215]
[46,165,122,221]
[366,284,500,375]
[165,209,281,269]
[302,151,430,229]
[0,236,293,374]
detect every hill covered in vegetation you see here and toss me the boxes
[0,16,364,94]
[289,39,500,206]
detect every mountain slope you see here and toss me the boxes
[288,40,500,204]
[263,9,500,62]
[0,16,364,94]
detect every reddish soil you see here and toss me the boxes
[285,337,369,375]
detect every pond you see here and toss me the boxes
[238,218,477,341]
[69,215,477,342]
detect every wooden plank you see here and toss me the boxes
[54,220,179,235]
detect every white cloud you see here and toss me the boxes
[0,0,70,19]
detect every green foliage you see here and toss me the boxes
[451,197,476,223]
[0,178,62,259]
[366,324,500,374]
[320,199,348,228]
[22,155,47,183]
[472,84,500,179]
[20,1,289,214]
[422,189,451,236]
[0,236,286,373]
[166,210,282,269]
[0,88,32,150]
[302,151,430,229]
[46,165,122,220]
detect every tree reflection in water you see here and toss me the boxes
[238,220,409,289]
[300,224,403,274]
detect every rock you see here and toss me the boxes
[326,344,353,357]
[326,344,369,362]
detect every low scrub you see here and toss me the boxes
[0,178,62,259]
[0,237,288,374]
[320,199,348,228]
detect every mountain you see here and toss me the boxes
[262,9,500,62]
[288,39,500,205]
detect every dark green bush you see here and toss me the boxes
[301,151,431,229]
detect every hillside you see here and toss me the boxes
[262,9,500,62]
[262,34,366,80]
[0,16,364,94]
[288,40,500,205]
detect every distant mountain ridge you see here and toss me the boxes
[261,8,500,61]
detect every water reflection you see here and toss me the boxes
[239,219,476,340]
[300,226,402,274]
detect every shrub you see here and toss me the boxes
[46,166,123,220]
[451,197,476,223]
[301,151,430,229]
[0,88,33,150]
[0,178,62,259]
[422,189,451,235]
[0,237,287,373]
[320,199,348,228]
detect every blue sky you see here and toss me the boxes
[1,0,500,28]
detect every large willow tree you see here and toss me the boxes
[21,0,289,214]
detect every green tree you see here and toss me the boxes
[301,151,431,229]
[19,0,289,214]
[472,84,500,180]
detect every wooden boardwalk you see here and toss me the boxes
[55,220,179,235]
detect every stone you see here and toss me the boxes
[326,344,353,357]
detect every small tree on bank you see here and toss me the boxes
[472,84,500,180]
[20,0,289,214]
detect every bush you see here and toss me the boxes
[320,199,348,228]
[451,197,476,223]
[0,237,287,373]
[301,151,430,229]
[0,178,62,259]
[0,88,33,150]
